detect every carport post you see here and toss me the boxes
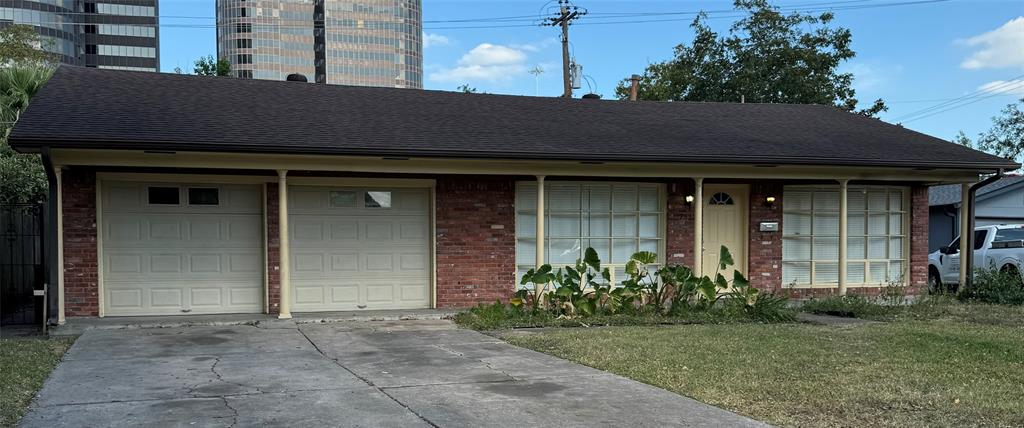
[958,182,970,286]
[838,179,848,296]
[693,177,703,277]
[536,175,545,269]
[278,170,292,319]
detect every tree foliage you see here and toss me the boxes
[614,0,885,116]
[193,55,232,76]
[956,98,1024,164]
[0,25,56,65]
[1,64,54,203]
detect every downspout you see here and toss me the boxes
[964,169,1004,289]
[40,147,59,327]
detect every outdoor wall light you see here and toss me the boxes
[764,195,777,208]
[685,195,695,205]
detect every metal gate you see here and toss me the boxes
[0,203,45,326]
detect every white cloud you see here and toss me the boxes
[423,32,450,48]
[959,17,1024,70]
[428,43,528,82]
[978,79,1024,97]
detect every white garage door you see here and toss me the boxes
[289,186,431,312]
[102,182,264,316]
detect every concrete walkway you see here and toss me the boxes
[21,320,766,427]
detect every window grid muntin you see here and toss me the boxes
[782,185,909,286]
[515,182,666,287]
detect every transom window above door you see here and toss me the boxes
[515,182,665,286]
[710,192,734,205]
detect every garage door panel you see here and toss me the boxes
[289,186,430,311]
[102,182,263,316]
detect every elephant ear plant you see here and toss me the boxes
[550,247,612,316]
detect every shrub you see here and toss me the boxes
[960,268,1024,305]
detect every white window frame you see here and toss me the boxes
[514,181,667,287]
[782,185,910,288]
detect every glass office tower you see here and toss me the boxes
[216,0,422,88]
[1,0,159,70]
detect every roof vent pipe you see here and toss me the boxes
[286,73,308,82]
[629,74,640,102]
[581,93,601,99]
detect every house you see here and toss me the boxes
[8,66,1019,322]
[928,175,1024,251]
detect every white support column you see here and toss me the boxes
[535,176,545,268]
[693,177,704,277]
[277,170,292,319]
[838,179,849,296]
[959,183,970,286]
[55,166,65,324]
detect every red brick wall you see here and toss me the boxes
[665,180,696,266]
[909,184,929,293]
[265,184,281,314]
[62,168,99,316]
[435,176,516,308]
[748,181,784,291]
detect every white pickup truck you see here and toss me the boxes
[928,224,1024,290]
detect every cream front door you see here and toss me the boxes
[701,184,749,280]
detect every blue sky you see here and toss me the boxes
[160,0,1024,142]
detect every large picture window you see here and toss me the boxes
[515,182,665,286]
[782,186,908,286]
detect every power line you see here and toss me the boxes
[891,75,1024,123]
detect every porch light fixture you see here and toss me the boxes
[764,195,777,208]
[685,195,695,205]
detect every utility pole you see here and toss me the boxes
[543,0,586,98]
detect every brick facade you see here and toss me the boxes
[748,181,784,291]
[434,176,517,308]
[61,168,100,316]
[55,171,932,317]
[265,184,281,314]
[665,180,696,266]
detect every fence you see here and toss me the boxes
[0,203,45,326]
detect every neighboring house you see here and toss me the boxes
[0,0,160,71]
[216,0,422,87]
[928,175,1024,251]
[8,66,1019,323]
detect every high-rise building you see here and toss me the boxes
[216,0,422,88]
[0,0,159,71]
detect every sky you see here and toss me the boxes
[159,0,1024,142]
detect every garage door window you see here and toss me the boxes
[329,190,357,207]
[187,187,220,205]
[365,191,392,208]
[515,182,664,286]
[147,186,180,205]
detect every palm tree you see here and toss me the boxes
[1,64,55,139]
[1,64,54,203]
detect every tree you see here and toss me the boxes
[956,98,1024,164]
[457,84,478,93]
[614,0,886,116]
[0,24,56,65]
[1,65,54,203]
[193,55,231,76]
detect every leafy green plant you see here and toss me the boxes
[549,247,612,316]
[512,264,555,313]
[960,267,1024,305]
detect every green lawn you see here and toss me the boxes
[505,305,1024,427]
[0,336,74,427]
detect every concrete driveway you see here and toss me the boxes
[21,320,765,427]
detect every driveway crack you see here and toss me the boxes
[432,343,518,382]
[295,327,440,428]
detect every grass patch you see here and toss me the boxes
[506,303,1024,427]
[0,336,75,426]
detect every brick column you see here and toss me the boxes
[909,184,929,293]
[62,168,99,316]
[435,176,516,308]
[265,183,281,314]
[748,181,784,292]
[665,180,695,267]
